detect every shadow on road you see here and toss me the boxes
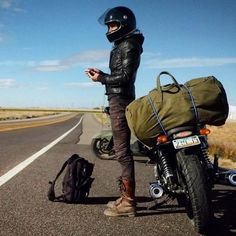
[205,186,236,235]
[133,157,236,235]
[86,196,186,217]
[85,196,151,205]
[86,186,236,235]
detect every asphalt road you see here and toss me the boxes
[0,114,235,236]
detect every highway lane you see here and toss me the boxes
[0,114,82,177]
[0,114,235,236]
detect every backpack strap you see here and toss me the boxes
[80,177,95,197]
[47,159,69,201]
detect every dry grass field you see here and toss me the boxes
[0,111,61,121]
[94,112,111,125]
[208,120,236,169]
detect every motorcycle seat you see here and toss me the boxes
[167,126,197,136]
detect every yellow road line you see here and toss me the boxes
[0,114,77,132]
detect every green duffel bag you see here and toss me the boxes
[126,72,195,146]
[125,71,229,146]
[184,76,229,126]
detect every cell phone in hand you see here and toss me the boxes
[89,70,95,76]
[85,68,95,76]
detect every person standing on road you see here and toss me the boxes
[85,6,144,217]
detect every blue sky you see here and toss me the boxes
[0,0,236,108]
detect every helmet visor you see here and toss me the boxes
[98,8,111,25]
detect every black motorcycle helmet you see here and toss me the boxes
[98,6,136,42]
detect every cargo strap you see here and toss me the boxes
[147,95,168,136]
[182,85,201,126]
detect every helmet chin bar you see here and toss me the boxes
[106,23,122,42]
[106,25,136,43]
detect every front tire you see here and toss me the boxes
[91,138,116,160]
[176,148,211,234]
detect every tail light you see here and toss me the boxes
[200,128,211,135]
[157,135,168,143]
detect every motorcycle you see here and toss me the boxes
[91,130,149,160]
[91,107,149,160]
[91,108,236,234]
[142,125,236,234]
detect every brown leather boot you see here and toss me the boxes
[106,177,136,208]
[106,196,122,208]
[104,178,136,217]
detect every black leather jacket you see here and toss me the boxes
[100,32,144,100]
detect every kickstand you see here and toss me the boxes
[147,199,161,210]
[146,196,173,210]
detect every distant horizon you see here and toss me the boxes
[1,103,236,108]
[1,103,236,110]
[1,104,236,121]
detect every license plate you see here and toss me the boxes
[172,135,201,149]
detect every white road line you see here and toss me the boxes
[0,116,83,187]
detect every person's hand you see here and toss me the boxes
[85,68,102,82]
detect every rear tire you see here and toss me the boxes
[176,148,211,234]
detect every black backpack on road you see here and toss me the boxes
[48,154,94,204]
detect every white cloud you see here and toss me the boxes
[0,1,25,44]
[34,65,69,72]
[0,0,25,12]
[0,79,16,88]
[144,55,236,69]
[34,60,69,72]
[12,6,25,12]
[64,50,109,64]
[39,60,61,66]
[0,60,37,66]
[1,53,236,73]
[0,78,50,90]
[32,50,109,72]
[0,0,12,9]
[64,82,99,88]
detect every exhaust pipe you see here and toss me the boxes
[229,172,236,186]
[149,182,164,199]
[216,170,236,186]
